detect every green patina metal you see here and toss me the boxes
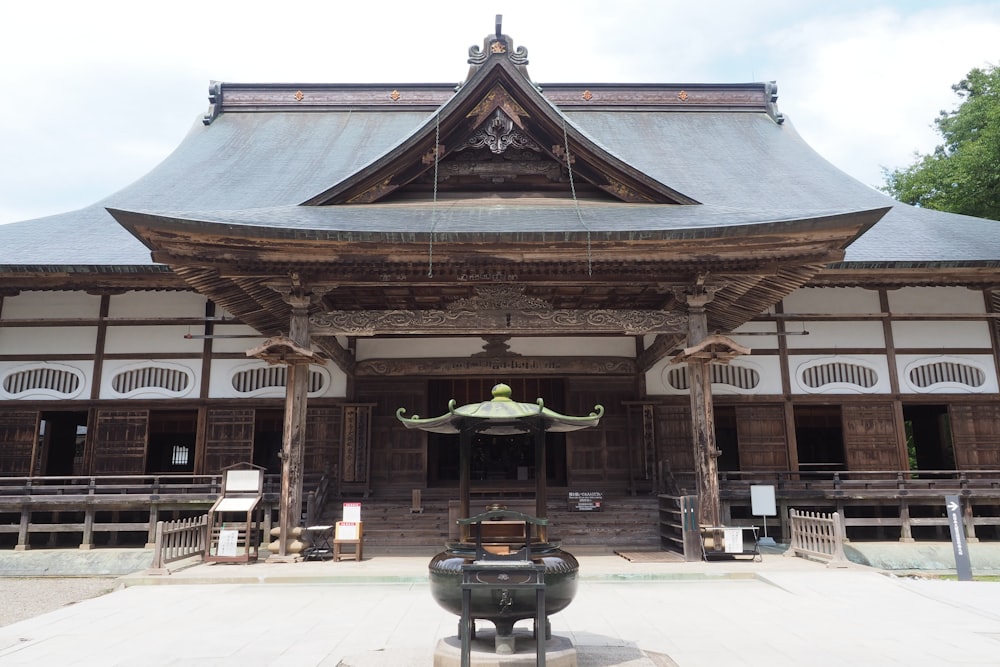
[395,382,603,435]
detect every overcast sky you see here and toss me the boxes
[1,0,998,225]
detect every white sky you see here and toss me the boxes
[1,0,998,225]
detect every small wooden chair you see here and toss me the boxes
[333,521,363,561]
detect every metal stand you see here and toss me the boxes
[460,562,545,667]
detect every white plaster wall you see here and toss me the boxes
[728,322,778,351]
[509,337,635,357]
[0,326,98,355]
[107,291,208,318]
[208,359,347,399]
[645,356,782,396]
[784,321,885,349]
[782,287,881,314]
[896,354,999,394]
[0,360,94,400]
[1,291,102,320]
[789,354,891,394]
[888,287,986,314]
[356,338,485,360]
[104,325,206,355]
[891,321,992,349]
[99,359,201,400]
[207,326,266,354]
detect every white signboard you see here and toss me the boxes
[336,521,359,540]
[218,528,239,557]
[343,502,361,522]
[724,528,744,553]
[750,485,777,516]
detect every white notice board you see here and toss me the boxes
[218,528,239,557]
[336,521,359,540]
[750,485,776,516]
[343,502,361,522]
[724,528,744,553]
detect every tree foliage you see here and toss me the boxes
[882,64,1000,221]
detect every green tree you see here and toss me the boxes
[882,64,1000,221]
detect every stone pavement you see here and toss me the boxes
[0,546,999,666]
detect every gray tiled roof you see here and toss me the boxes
[1,98,997,269]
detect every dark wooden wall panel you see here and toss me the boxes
[0,410,38,475]
[305,406,342,476]
[93,409,148,474]
[357,380,426,487]
[951,404,1000,469]
[735,405,789,471]
[843,403,900,470]
[204,408,255,473]
[565,378,631,485]
[656,404,694,476]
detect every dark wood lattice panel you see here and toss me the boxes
[93,409,149,474]
[735,405,789,471]
[0,410,38,475]
[950,404,1000,469]
[842,403,901,471]
[204,408,255,473]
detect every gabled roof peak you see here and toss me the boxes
[465,15,531,84]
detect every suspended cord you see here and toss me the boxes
[562,120,593,276]
[427,111,441,278]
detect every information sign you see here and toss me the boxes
[945,495,973,581]
[567,491,603,511]
[343,502,362,522]
[218,528,239,557]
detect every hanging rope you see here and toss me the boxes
[427,111,441,278]
[562,120,593,276]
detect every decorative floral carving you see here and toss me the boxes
[677,90,689,101]
[294,90,304,102]
[582,90,593,101]
[390,89,400,101]
[448,285,550,311]
[461,109,541,155]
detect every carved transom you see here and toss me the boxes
[448,285,550,311]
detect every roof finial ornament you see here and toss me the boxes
[465,17,531,83]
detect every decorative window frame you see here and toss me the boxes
[794,356,883,394]
[902,356,990,394]
[661,360,762,395]
[107,361,196,399]
[228,362,332,398]
[0,362,86,400]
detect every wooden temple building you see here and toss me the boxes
[2,21,1000,550]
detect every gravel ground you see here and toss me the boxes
[0,578,120,627]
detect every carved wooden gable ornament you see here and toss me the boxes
[301,22,697,207]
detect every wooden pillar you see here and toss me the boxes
[686,296,721,530]
[16,505,30,551]
[534,423,548,543]
[146,503,159,549]
[275,292,312,559]
[80,506,94,550]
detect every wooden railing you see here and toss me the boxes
[785,508,849,567]
[711,469,1000,543]
[0,473,329,551]
[657,494,701,561]
[716,469,1000,496]
[149,514,208,573]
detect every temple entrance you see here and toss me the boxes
[37,411,88,476]
[428,430,567,487]
[902,404,955,471]
[146,410,197,474]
